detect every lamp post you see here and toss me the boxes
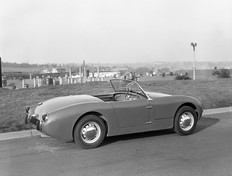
[0,57,2,88]
[191,42,197,80]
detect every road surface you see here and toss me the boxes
[0,112,231,176]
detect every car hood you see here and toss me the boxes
[33,95,103,115]
[145,92,172,99]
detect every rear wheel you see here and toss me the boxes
[74,115,106,149]
[174,106,197,135]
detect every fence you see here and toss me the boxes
[3,76,111,89]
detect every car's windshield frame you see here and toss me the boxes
[110,79,150,99]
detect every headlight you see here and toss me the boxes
[42,114,48,122]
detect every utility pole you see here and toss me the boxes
[0,57,2,88]
[83,60,86,78]
[191,42,197,80]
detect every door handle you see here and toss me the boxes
[145,106,152,109]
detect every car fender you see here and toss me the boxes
[152,95,202,121]
[41,102,120,142]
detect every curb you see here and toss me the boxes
[203,107,232,116]
[0,130,48,141]
[0,107,232,141]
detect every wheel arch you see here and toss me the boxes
[173,102,198,126]
[72,111,108,141]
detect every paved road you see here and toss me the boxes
[0,112,231,176]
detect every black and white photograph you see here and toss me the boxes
[0,0,232,175]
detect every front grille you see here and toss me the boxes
[30,115,39,125]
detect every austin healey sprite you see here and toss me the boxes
[25,79,203,149]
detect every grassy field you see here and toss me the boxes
[0,78,232,133]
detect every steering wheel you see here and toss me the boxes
[125,93,131,101]
[125,92,141,101]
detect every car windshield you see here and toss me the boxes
[110,79,148,98]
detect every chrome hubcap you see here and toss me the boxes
[81,122,101,144]
[179,112,194,131]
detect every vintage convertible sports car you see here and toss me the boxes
[25,79,203,149]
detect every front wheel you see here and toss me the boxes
[74,115,106,149]
[174,106,197,135]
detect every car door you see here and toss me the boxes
[110,98,151,128]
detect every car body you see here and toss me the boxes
[25,79,203,149]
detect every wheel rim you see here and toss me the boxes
[179,112,194,131]
[80,121,101,144]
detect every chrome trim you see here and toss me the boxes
[80,122,101,144]
[145,121,152,125]
[179,112,194,131]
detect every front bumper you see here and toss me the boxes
[25,108,42,131]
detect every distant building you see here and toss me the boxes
[94,71,120,78]
[57,68,66,73]
[41,68,52,74]
[157,67,171,75]
[41,67,66,74]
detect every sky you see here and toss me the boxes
[1,0,232,64]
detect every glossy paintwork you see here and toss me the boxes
[27,80,203,142]
[111,99,150,128]
[34,95,103,119]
